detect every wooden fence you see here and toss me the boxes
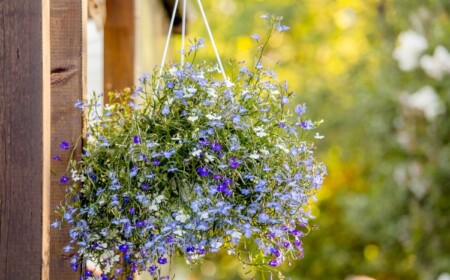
[0,0,170,279]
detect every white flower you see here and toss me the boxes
[419,45,450,80]
[260,148,269,155]
[192,149,202,157]
[207,88,217,98]
[254,126,267,137]
[205,152,214,162]
[206,114,222,120]
[149,204,159,211]
[210,239,223,250]
[402,85,445,120]
[175,212,190,223]
[275,144,289,153]
[393,30,428,71]
[314,133,325,139]
[249,154,260,159]
[231,230,242,240]
[200,211,209,219]
[187,116,199,122]
[437,272,450,280]
[174,228,185,236]
[154,195,165,203]
[70,169,84,182]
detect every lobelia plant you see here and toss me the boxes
[52,15,326,279]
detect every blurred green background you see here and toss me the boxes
[165,0,450,279]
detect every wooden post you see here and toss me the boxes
[0,1,51,279]
[49,0,87,279]
[104,0,135,99]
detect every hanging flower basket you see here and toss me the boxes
[53,8,326,280]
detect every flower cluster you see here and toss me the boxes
[53,16,326,279]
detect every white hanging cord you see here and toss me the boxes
[157,0,180,85]
[196,0,229,85]
[180,0,187,66]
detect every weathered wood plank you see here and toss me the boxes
[49,0,87,279]
[104,0,135,100]
[0,1,51,279]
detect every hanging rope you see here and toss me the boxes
[180,0,187,66]
[157,0,229,87]
[157,0,179,86]
[195,0,228,84]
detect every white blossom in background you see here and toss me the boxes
[437,273,450,280]
[393,30,428,71]
[402,85,445,121]
[419,45,450,80]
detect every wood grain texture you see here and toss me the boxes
[49,0,86,279]
[0,1,49,279]
[104,0,135,100]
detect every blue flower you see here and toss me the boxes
[157,257,167,265]
[60,175,69,184]
[211,142,222,152]
[133,136,141,144]
[163,149,176,158]
[197,167,209,177]
[74,100,84,109]
[229,157,240,169]
[277,24,290,32]
[168,165,178,172]
[162,106,170,115]
[250,33,260,41]
[59,141,69,150]
[295,104,307,115]
[129,166,138,177]
[139,73,150,84]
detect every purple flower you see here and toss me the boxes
[60,175,69,184]
[59,141,69,150]
[157,257,167,265]
[186,246,195,253]
[133,136,141,144]
[52,154,61,161]
[85,270,93,277]
[284,242,291,248]
[136,220,145,227]
[197,167,209,177]
[268,259,278,267]
[70,263,79,271]
[101,275,109,280]
[213,174,221,180]
[141,184,149,190]
[211,142,222,152]
[222,177,233,186]
[148,265,157,273]
[229,157,240,169]
[152,159,160,166]
[119,244,129,253]
[129,207,135,215]
[270,247,280,257]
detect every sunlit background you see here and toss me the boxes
[89,0,450,279]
